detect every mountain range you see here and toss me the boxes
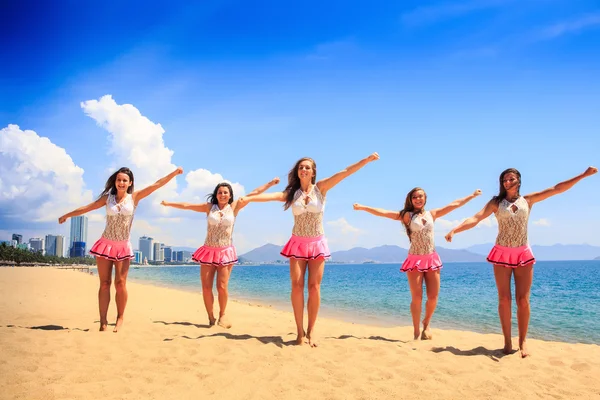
[238,243,600,263]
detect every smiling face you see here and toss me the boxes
[502,172,520,191]
[216,185,231,205]
[297,159,316,182]
[114,172,133,194]
[410,189,427,210]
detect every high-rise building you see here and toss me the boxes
[29,238,44,254]
[134,251,142,264]
[69,216,88,254]
[163,246,172,262]
[70,242,86,258]
[12,234,22,245]
[153,242,164,262]
[139,236,154,262]
[45,235,65,257]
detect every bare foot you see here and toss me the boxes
[99,322,108,332]
[519,340,530,358]
[208,316,216,327]
[421,324,432,340]
[503,341,513,355]
[307,329,318,348]
[217,315,232,329]
[113,317,124,333]
[294,330,306,346]
[413,329,420,340]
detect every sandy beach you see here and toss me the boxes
[1,268,599,400]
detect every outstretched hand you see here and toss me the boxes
[58,216,67,224]
[271,177,281,185]
[473,189,482,196]
[175,167,184,175]
[353,203,362,211]
[444,231,454,243]
[367,152,379,162]
[160,200,168,206]
[585,166,598,177]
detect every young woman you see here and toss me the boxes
[240,153,379,347]
[161,177,279,328]
[59,166,183,332]
[354,188,481,340]
[445,166,597,357]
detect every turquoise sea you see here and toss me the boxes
[128,260,600,345]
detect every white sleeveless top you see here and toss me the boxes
[495,196,530,247]
[102,193,135,241]
[407,211,435,255]
[290,185,326,237]
[204,203,236,247]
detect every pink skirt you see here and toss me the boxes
[90,237,134,261]
[192,245,238,266]
[400,252,443,273]
[487,244,535,268]
[280,235,331,261]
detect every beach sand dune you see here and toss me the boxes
[1,268,599,400]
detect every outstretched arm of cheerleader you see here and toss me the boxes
[235,177,280,213]
[160,200,210,213]
[58,196,107,224]
[444,200,496,242]
[316,152,379,196]
[525,166,597,206]
[353,203,400,220]
[133,166,184,206]
[431,189,482,220]
[239,191,287,204]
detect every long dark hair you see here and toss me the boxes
[492,168,521,204]
[206,183,234,205]
[399,187,427,241]
[98,167,134,199]
[284,157,317,210]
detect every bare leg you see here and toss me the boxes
[113,259,130,333]
[96,257,113,332]
[289,259,308,345]
[216,265,233,328]
[514,264,534,358]
[406,271,424,339]
[306,259,325,348]
[494,265,514,354]
[422,270,441,340]
[200,265,217,325]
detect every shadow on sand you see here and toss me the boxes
[431,346,517,362]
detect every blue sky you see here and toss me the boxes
[1,0,599,254]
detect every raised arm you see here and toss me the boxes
[353,203,400,220]
[430,189,482,220]
[241,191,287,203]
[525,166,597,206]
[133,166,184,206]
[234,177,280,214]
[316,152,379,196]
[444,200,497,242]
[160,200,210,213]
[58,196,107,224]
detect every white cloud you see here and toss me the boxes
[537,13,600,41]
[533,218,551,227]
[327,217,363,234]
[0,124,93,222]
[326,218,364,251]
[80,95,179,205]
[180,168,246,202]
